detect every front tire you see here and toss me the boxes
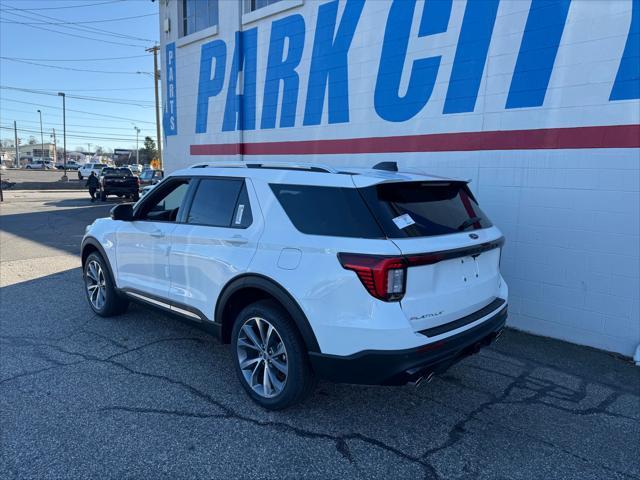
[83,252,129,317]
[231,300,316,410]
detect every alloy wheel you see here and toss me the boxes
[236,316,288,398]
[85,260,106,310]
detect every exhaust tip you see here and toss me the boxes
[409,371,435,388]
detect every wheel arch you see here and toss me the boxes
[81,237,116,284]
[215,274,321,353]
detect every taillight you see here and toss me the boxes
[135,177,140,186]
[337,253,407,302]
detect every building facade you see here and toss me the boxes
[158,0,640,356]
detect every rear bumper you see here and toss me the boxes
[309,304,507,385]
[102,185,137,194]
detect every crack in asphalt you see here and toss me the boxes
[1,334,638,480]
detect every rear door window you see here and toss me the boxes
[360,181,492,238]
[186,178,245,227]
[270,184,383,238]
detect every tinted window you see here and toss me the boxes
[360,181,492,238]
[139,179,190,222]
[270,184,383,238]
[102,168,132,176]
[187,178,243,227]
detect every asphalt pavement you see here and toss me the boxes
[1,190,639,480]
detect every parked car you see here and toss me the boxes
[81,161,508,409]
[78,163,108,180]
[25,160,53,170]
[138,169,164,189]
[98,167,139,201]
[56,160,80,170]
[128,164,143,174]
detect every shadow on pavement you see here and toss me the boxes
[0,204,111,256]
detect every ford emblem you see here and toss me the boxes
[469,233,479,239]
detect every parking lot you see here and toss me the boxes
[1,190,639,480]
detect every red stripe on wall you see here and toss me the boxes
[190,124,640,156]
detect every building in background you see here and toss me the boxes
[16,143,56,165]
[158,0,640,356]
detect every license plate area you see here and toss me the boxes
[459,255,480,285]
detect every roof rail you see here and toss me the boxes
[190,161,339,174]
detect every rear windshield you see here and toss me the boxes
[102,168,132,176]
[359,181,492,238]
[270,184,384,238]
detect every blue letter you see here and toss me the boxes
[303,0,365,126]
[261,15,305,129]
[195,40,226,134]
[443,0,499,114]
[375,0,452,122]
[506,0,572,109]
[610,0,639,100]
[223,29,258,131]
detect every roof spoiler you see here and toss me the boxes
[372,161,398,172]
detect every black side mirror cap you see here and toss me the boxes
[110,203,134,221]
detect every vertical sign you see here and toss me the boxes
[164,42,178,136]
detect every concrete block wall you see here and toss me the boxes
[158,0,640,356]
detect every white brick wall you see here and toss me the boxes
[158,0,640,356]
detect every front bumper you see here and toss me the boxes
[309,304,507,385]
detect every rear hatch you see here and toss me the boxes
[357,180,504,333]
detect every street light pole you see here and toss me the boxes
[134,126,140,166]
[37,110,44,164]
[57,92,67,181]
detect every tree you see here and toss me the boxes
[28,136,37,145]
[95,145,104,154]
[141,136,158,162]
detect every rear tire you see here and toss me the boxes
[100,191,107,201]
[132,192,140,201]
[231,300,316,410]
[83,252,129,317]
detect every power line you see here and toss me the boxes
[0,8,152,46]
[0,18,147,48]
[1,86,155,106]
[0,57,152,75]
[1,123,152,140]
[0,125,150,142]
[0,106,155,125]
[1,5,155,43]
[0,12,158,25]
[2,117,154,132]
[0,0,125,11]
[0,55,149,62]
[0,98,156,124]
[1,85,153,92]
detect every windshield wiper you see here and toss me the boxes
[457,216,482,231]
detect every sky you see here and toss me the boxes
[0,0,160,152]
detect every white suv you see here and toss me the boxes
[81,161,508,409]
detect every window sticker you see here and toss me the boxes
[235,204,245,225]
[392,213,416,230]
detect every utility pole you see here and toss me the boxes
[37,110,44,163]
[13,121,19,168]
[58,92,67,180]
[134,126,140,166]
[146,45,162,168]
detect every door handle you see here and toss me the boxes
[150,230,164,238]
[227,235,248,245]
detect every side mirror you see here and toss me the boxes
[110,203,134,221]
